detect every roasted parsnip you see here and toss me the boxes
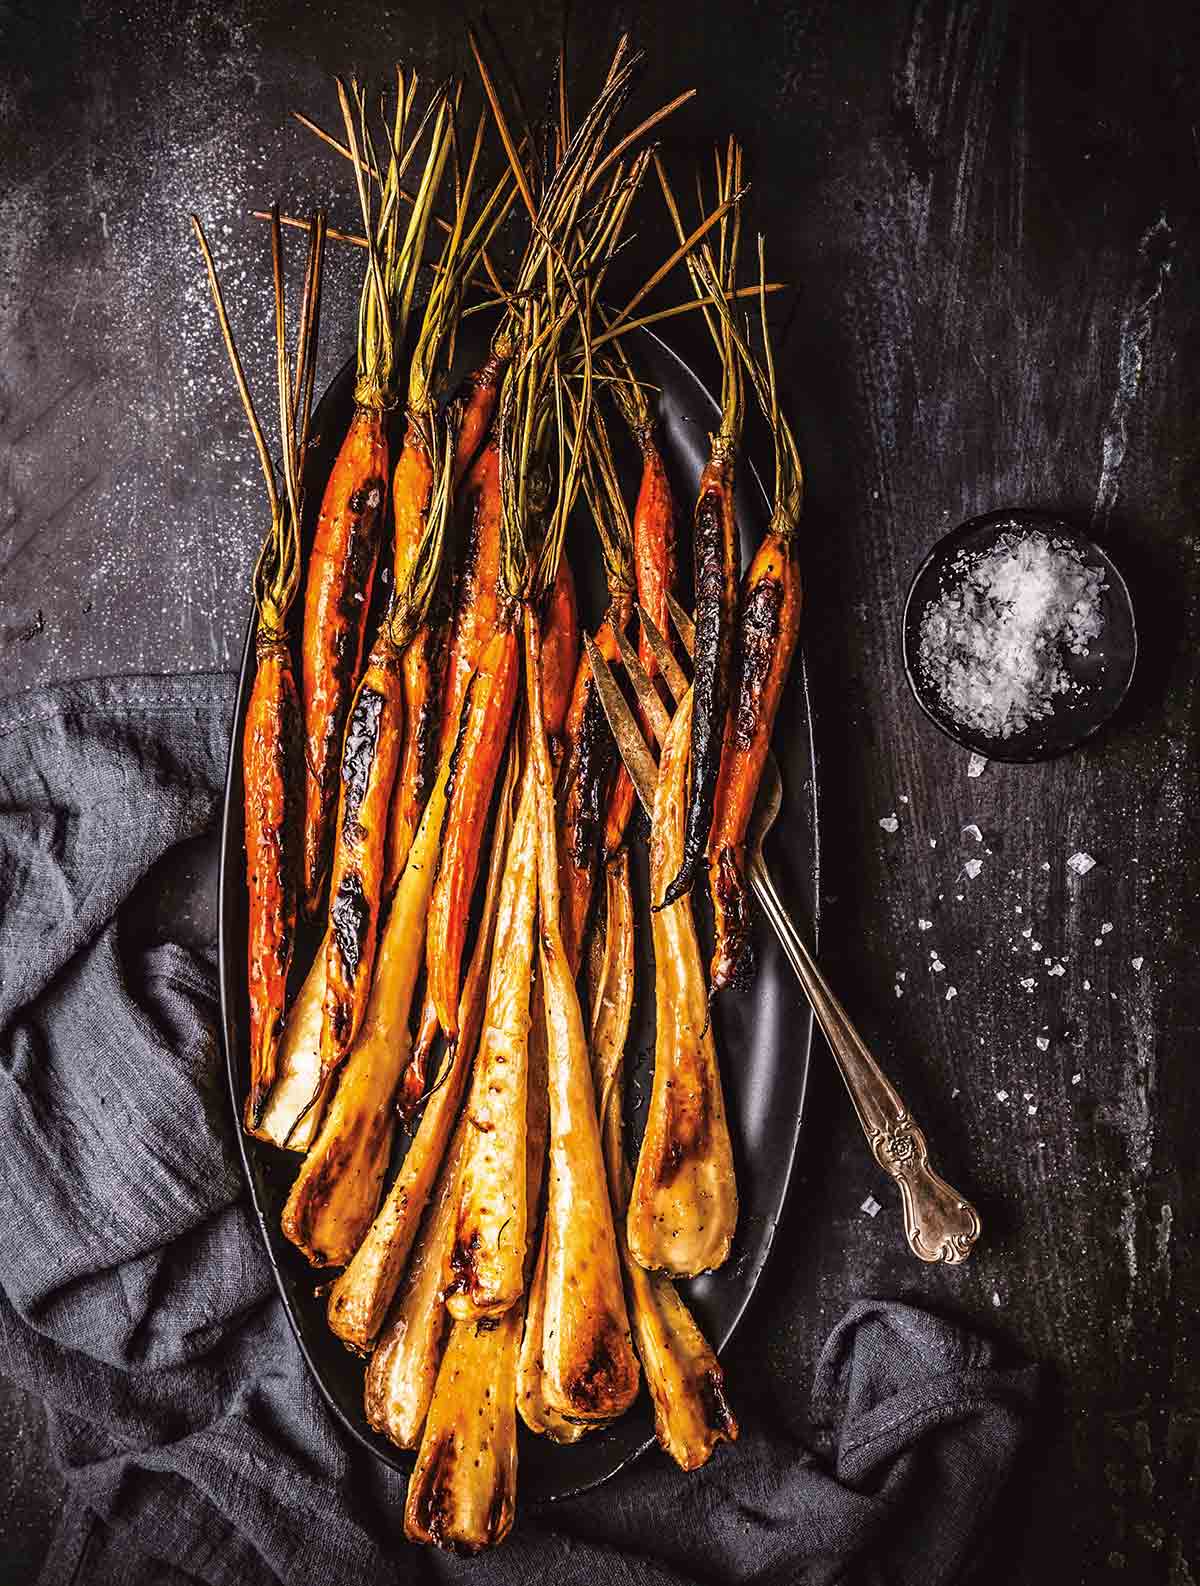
[326,741,520,1349]
[252,937,331,1151]
[628,688,738,1274]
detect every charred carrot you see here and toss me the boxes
[425,621,521,1037]
[382,613,445,898]
[658,142,746,908]
[709,241,804,991]
[192,207,326,1132]
[540,551,579,752]
[300,78,452,915]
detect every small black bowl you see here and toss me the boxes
[901,508,1138,763]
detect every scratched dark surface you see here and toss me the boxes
[2,1,1199,1581]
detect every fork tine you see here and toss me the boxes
[637,605,690,704]
[584,635,658,817]
[612,625,673,747]
[665,590,696,657]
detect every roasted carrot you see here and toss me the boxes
[658,143,746,907]
[540,551,579,752]
[192,207,326,1132]
[319,623,405,1071]
[382,611,446,899]
[300,78,452,914]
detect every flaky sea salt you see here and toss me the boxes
[967,753,988,778]
[964,858,983,879]
[918,918,933,931]
[917,529,1107,738]
[1036,1034,1050,1050]
[879,814,899,833]
[861,1196,882,1218]
[946,986,958,1001]
[1068,851,1096,875]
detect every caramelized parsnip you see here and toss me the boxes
[252,936,332,1151]
[628,689,738,1276]
[326,746,520,1350]
[281,759,448,1267]
[444,753,539,1321]
[525,609,639,1427]
[589,854,738,1469]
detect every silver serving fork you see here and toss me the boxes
[585,599,982,1266]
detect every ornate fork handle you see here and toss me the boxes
[748,853,982,1265]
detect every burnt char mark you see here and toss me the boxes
[444,1229,481,1299]
[712,844,755,992]
[654,1064,713,1188]
[565,1317,630,1415]
[732,574,784,752]
[348,477,385,518]
[697,1364,738,1439]
[569,676,618,869]
[662,489,733,906]
[341,688,384,840]
[330,870,369,983]
[410,1434,457,1547]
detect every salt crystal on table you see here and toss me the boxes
[1132,956,1144,970]
[895,970,907,980]
[1036,1034,1050,1050]
[946,986,957,1001]
[918,917,933,930]
[931,957,946,972]
[1032,940,1042,951]
[1020,977,1036,990]
[861,1196,882,1218]
[894,984,903,997]
[996,1089,1009,1102]
[1048,963,1066,977]
[1021,926,1033,938]
[899,794,909,804]
[1040,861,1051,871]
[1028,1104,1038,1115]
[879,814,899,833]
[1072,1073,1082,1085]
[964,858,983,878]
[992,1291,1002,1307]
[1094,938,1102,946]
[1101,922,1113,934]
[951,1087,961,1098]
[967,753,988,778]
[1083,979,1091,990]
[1067,851,1096,875]
[963,823,983,842]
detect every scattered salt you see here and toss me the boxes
[916,529,1107,738]
[951,1087,961,1098]
[1101,922,1113,934]
[1094,938,1103,947]
[946,986,957,1001]
[996,1089,1009,1102]
[899,794,909,804]
[918,918,933,931]
[930,837,937,848]
[894,985,904,998]
[931,958,946,973]
[1036,1035,1050,1051]
[1083,979,1091,990]
[1067,851,1096,875]
[964,858,983,879]
[1031,940,1042,951]
[1048,963,1066,978]
[967,753,988,778]
[992,1291,1002,1307]
[1019,977,1036,990]
[1040,861,1051,871]
[861,1196,882,1218]
[962,823,984,843]
[1072,1073,1082,1085]
[879,814,899,833]
[1132,956,1144,971]
[1021,926,1033,938]
[1028,1104,1038,1116]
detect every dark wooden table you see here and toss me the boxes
[3,2,1198,1579]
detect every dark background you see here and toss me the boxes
[3,0,1199,1580]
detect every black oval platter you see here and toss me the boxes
[218,325,819,1505]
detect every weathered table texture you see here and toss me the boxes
[2,1,1198,1580]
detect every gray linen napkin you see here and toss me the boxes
[0,674,1038,1586]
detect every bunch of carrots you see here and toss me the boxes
[194,30,803,1554]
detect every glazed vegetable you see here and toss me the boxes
[252,936,332,1151]
[328,739,519,1350]
[525,609,640,1426]
[629,688,738,1274]
[708,243,804,990]
[443,748,539,1320]
[300,80,451,914]
[540,552,579,753]
[589,849,738,1468]
[192,206,326,1132]
[382,611,446,899]
[658,143,746,908]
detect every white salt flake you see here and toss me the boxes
[967,753,988,778]
[964,858,983,879]
[962,823,984,843]
[1094,938,1103,947]
[1067,851,1096,875]
[996,1089,1009,1102]
[1101,922,1113,934]
[1072,1072,1082,1085]
[1083,979,1091,990]
[951,1087,961,1098]
[1019,977,1036,990]
[930,837,937,848]
[992,1291,1002,1307]
[1021,926,1033,938]
[895,970,907,981]
[1040,861,1051,871]
[860,1196,882,1218]
[879,814,900,833]
[894,984,904,998]
[1023,1091,1034,1101]
[1036,1035,1050,1051]
[1048,963,1066,978]
[916,530,1107,738]
[1028,1104,1038,1115]
[899,794,909,804]
[1132,956,1144,970]
[931,958,946,973]
[946,986,958,1001]
[1031,941,1042,951]
[918,918,933,931]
